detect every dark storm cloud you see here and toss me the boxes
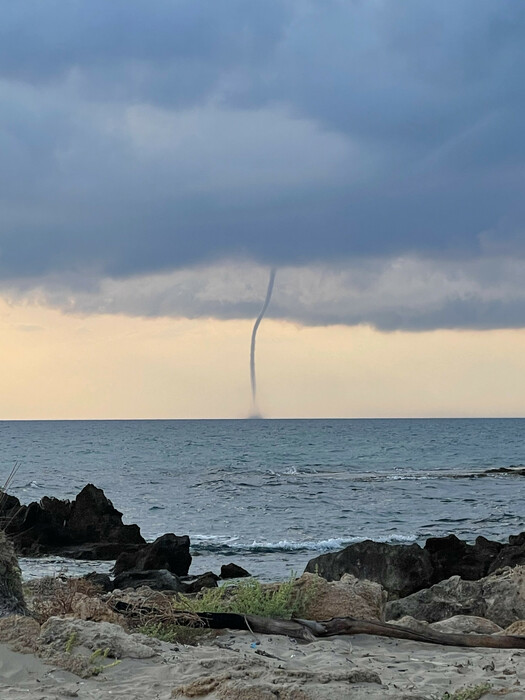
[1,0,525,328]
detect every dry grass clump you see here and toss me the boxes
[27,576,102,624]
[117,587,213,645]
[137,575,317,646]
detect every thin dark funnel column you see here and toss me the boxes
[250,268,276,416]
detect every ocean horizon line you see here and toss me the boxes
[1,415,524,423]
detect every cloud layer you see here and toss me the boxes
[1,1,524,328]
[5,256,525,332]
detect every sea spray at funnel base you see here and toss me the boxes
[250,268,276,415]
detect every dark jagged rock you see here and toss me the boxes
[0,484,145,557]
[509,532,525,547]
[305,532,520,599]
[113,568,218,593]
[40,496,72,521]
[181,571,219,593]
[424,534,502,582]
[113,533,191,577]
[66,484,143,545]
[220,562,251,579]
[488,542,525,573]
[305,540,434,599]
[113,569,185,592]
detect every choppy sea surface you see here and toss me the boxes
[1,418,524,581]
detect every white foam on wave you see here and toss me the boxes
[283,466,298,475]
[190,533,417,553]
[14,480,44,489]
[192,534,240,543]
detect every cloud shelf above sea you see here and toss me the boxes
[4,255,525,332]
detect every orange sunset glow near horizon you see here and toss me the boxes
[2,294,525,421]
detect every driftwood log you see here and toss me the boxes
[111,601,525,649]
[194,612,525,649]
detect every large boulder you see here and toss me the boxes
[392,614,503,635]
[39,617,159,659]
[305,533,513,600]
[305,540,433,599]
[295,572,387,621]
[0,530,27,617]
[113,533,191,576]
[430,615,502,635]
[386,566,525,628]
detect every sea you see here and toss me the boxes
[1,418,524,582]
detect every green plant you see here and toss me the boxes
[138,573,317,645]
[65,631,78,654]
[89,647,121,676]
[138,620,207,646]
[179,573,314,619]
[441,683,492,700]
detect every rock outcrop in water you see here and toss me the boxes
[0,484,145,558]
[0,484,229,592]
[220,562,251,579]
[113,533,192,577]
[305,532,525,599]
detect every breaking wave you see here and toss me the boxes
[190,533,417,555]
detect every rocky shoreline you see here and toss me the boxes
[3,483,525,599]
[2,483,525,698]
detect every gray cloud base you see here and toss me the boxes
[5,257,525,332]
[1,0,524,329]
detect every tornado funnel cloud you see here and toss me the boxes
[250,268,276,416]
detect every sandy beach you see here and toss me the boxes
[0,624,524,700]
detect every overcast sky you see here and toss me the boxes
[2,2,525,418]
[1,0,524,331]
